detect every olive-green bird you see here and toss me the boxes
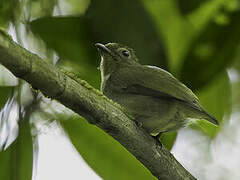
[95,43,218,138]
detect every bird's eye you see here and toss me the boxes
[122,50,130,57]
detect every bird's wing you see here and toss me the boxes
[119,65,200,107]
[117,65,218,125]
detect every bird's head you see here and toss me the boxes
[95,43,139,76]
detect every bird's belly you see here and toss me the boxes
[111,94,186,135]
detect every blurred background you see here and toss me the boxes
[0,0,240,180]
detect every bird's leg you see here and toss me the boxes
[133,119,162,148]
[133,120,143,128]
[153,132,163,148]
[133,120,163,148]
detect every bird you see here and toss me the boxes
[95,42,218,139]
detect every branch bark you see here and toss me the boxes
[0,29,196,180]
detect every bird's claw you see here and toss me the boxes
[134,120,143,127]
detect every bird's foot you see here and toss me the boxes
[153,133,163,148]
[133,120,143,128]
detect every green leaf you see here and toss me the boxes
[180,11,240,90]
[0,86,12,109]
[0,120,33,180]
[30,16,100,87]
[160,132,177,151]
[30,16,95,64]
[61,116,156,180]
[177,0,208,15]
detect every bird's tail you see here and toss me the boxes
[200,109,219,125]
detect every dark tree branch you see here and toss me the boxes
[0,29,196,180]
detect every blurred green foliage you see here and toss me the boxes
[180,11,240,90]
[0,0,19,27]
[0,119,33,180]
[1,0,240,179]
[178,0,209,15]
[0,87,12,109]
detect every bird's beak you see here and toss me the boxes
[95,43,111,54]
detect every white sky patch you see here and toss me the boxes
[0,98,19,150]
[172,112,240,180]
[0,65,18,86]
[53,0,90,16]
[8,23,17,42]
[35,122,102,180]
[227,68,239,83]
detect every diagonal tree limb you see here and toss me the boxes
[0,29,196,180]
